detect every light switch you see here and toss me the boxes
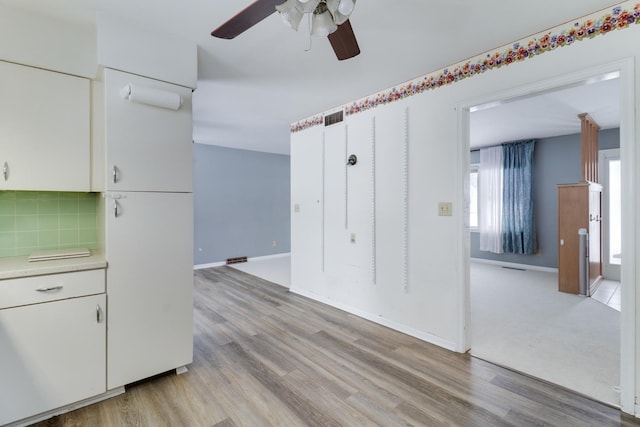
[438,202,453,216]
[294,203,300,213]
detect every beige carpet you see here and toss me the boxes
[470,261,620,406]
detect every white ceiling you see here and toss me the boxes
[470,76,620,148]
[2,0,622,154]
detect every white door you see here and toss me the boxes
[345,113,375,285]
[290,127,324,288]
[0,295,106,425]
[105,191,193,389]
[104,68,193,192]
[599,148,621,280]
[323,123,348,280]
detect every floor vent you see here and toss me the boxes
[226,256,248,265]
[324,110,344,126]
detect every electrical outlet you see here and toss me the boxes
[294,203,300,213]
[438,202,453,216]
[350,233,356,243]
[272,240,277,247]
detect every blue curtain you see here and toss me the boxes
[502,140,537,254]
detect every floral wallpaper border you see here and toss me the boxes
[291,2,640,133]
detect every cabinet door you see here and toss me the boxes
[0,294,106,425]
[0,60,90,191]
[557,185,588,294]
[104,69,193,192]
[105,191,193,389]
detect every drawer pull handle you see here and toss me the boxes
[113,165,119,184]
[96,304,102,323]
[114,200,120,218]
[36,285,63,292]
[2,162,8,181]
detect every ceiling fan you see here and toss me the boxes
[211,0,360,61]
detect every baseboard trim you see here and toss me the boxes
[193,261,225,270]
[194,253,290,271]
[247,252,291,261]
[470,258,558,273]
[289,287,457,352]
[8,387,125,427]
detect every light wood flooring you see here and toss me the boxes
[34,266,640,426]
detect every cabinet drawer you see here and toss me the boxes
[0,269,105,309]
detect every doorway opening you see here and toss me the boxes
[461,65,633,405]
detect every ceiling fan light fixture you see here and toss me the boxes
[325,0,355,25]
[275,0,305,31]
[338,0,354,15]
[212,0,361,61]
[311,9,338,37]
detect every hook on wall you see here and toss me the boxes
[347,154,358,166]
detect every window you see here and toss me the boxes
[608,158,621,265]
[469,164,479,229]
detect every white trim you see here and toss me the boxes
[344,124,349,229]
[617,57,636,416]
[289,287,457,352]
[8,387,125,427]
[193,261,225,270]
[456,103,471,353]
[322,131,326,272]
[246,252,291,261]
[458,58,636,415]
[371,116,377,285]
[402,107,410,292]
[193,253,292,271]
[470,258,559,274]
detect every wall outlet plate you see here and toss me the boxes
[438,202,453,216]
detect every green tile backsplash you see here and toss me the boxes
[0,191,98,258]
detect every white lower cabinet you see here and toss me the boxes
[0,293,106,425]
[105,191,193,389]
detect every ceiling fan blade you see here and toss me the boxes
[212,0,284,39]
[328,20,360,60]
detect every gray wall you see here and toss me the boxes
[193,144,290,265]
[470,128,619,268]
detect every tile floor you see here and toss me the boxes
[592,279,621,311]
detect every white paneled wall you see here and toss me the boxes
[291,102,459,350]
[290,126,324,291]
[291,21,640,415]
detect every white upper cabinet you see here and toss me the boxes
[103,69,193,193]
[0,60,90,191]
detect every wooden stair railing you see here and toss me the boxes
[578,112,600,183]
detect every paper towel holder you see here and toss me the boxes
[120,83,183,110]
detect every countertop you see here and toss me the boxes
[0,250,107,280]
